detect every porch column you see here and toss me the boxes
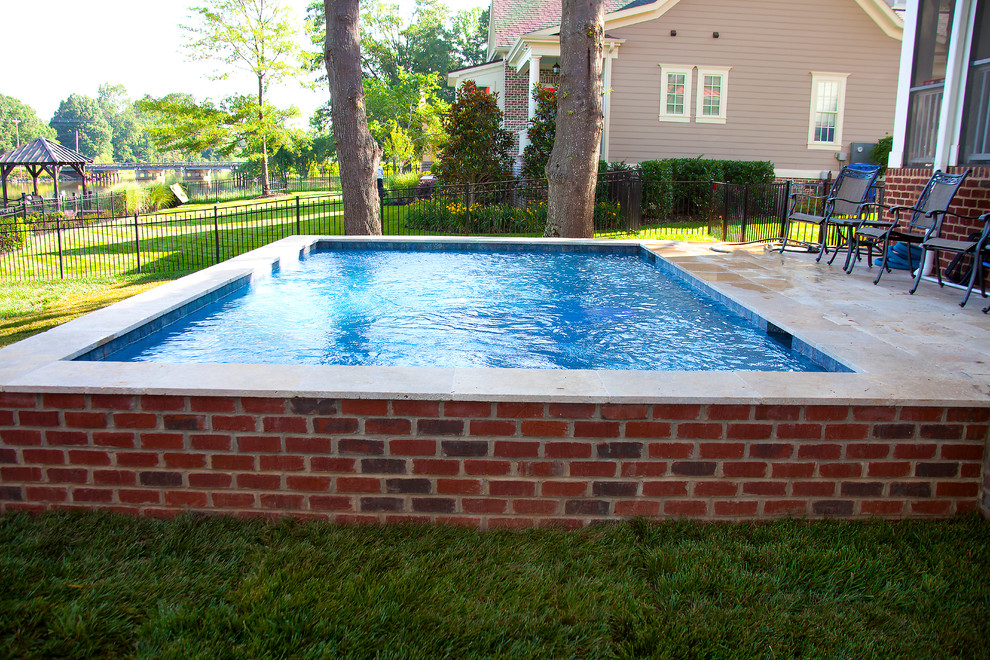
[601,46,616,163]
[527,54,542,122]
[934,0,978,169]
[888,0,919,169]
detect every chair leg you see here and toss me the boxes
[843,230,859,273]
[909,247,927,294]
[873,235,896,285]
[960,252,983,308]
[815,223,828,262]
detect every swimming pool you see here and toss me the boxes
[94,244,830,372]
[2,237,984,525]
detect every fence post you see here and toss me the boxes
[741,184,750,242]
[464,183,473,234]
[296,196,301,235]
[720,182,729,240]
[56,213,65,279]
[134,213,141,274]
[780,179,792,239]
[214,205,221,264]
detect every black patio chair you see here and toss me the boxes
[854,169,969,284]
[910,211,990,308]
[778,165,880,269]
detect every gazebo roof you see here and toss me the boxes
[0,137,92,166]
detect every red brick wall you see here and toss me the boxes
[503,66,530,157]
[883,166,990,242]
[2,393,987,526]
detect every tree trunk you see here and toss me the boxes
[545,0,604,238]
[258,73,271,197]
[324,0,383,235]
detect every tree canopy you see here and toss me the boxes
[138,92,300,163]
[307,0,487,102]
[50,94,113,161]
[0,96,55,155]
[182,0,306,194]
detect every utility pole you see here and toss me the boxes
[75,129,79,152]
[12,119,20,147]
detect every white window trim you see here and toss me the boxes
[807,72,849,150]
[695,66,730,124]
[659,64,692,122]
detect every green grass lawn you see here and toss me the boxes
[0,512,987,658]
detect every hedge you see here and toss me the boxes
[638,157,775,219]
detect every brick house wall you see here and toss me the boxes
[2,393,987,526]
[883,166,990,242]
[503,66,530,159]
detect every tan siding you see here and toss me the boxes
[605,0,901,173]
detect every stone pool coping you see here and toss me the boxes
[1,236,988,408]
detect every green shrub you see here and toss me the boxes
[433,81,514,186]
[386,172,422,192]
[871,135,893,177]
[637,157,774,219]
[0,215,28,252]
[404,199,545,234]
[403,198,627,235]
[108,182,179,215]
[522,85,557,179]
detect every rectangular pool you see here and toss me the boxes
[81,242,838,373]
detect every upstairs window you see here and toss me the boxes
[659,65,692,122]
[808,72,848,149]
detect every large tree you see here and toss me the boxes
[139,92,299,163]
[363,68,447,161]
[50,94,113,160]
[0,96,55,154]
[183,0,304,195]
[307,0,487,102]
[545,0,604,238]
[324,0,382,234]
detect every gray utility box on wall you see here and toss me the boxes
[849,142,874,164]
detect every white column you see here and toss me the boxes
[888,0,918,170]
[527,54,542,121]
[601,47,615,163]
[519,54,541,155]
[934,0,977,169]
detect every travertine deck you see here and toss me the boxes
[0,236,988,408]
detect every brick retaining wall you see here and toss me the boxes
[2,393,987,526]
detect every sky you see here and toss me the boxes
[3,0,488,130]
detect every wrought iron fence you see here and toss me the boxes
[0,173,885,281]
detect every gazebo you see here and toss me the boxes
[0,137,93,207]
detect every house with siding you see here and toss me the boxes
[448,0,904,179]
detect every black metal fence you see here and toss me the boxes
[0,173,886,280]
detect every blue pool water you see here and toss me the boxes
[102,247,828,372]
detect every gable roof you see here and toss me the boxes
[0,137,92,166]
[491,0,902,58]
[491,0,651,55]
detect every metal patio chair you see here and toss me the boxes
[910,211,990,308]
[778,165,879,269]
[854,169,969,284]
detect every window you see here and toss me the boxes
[695,67,730,123]
[808,72,848,149]
[659,65,692,122]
